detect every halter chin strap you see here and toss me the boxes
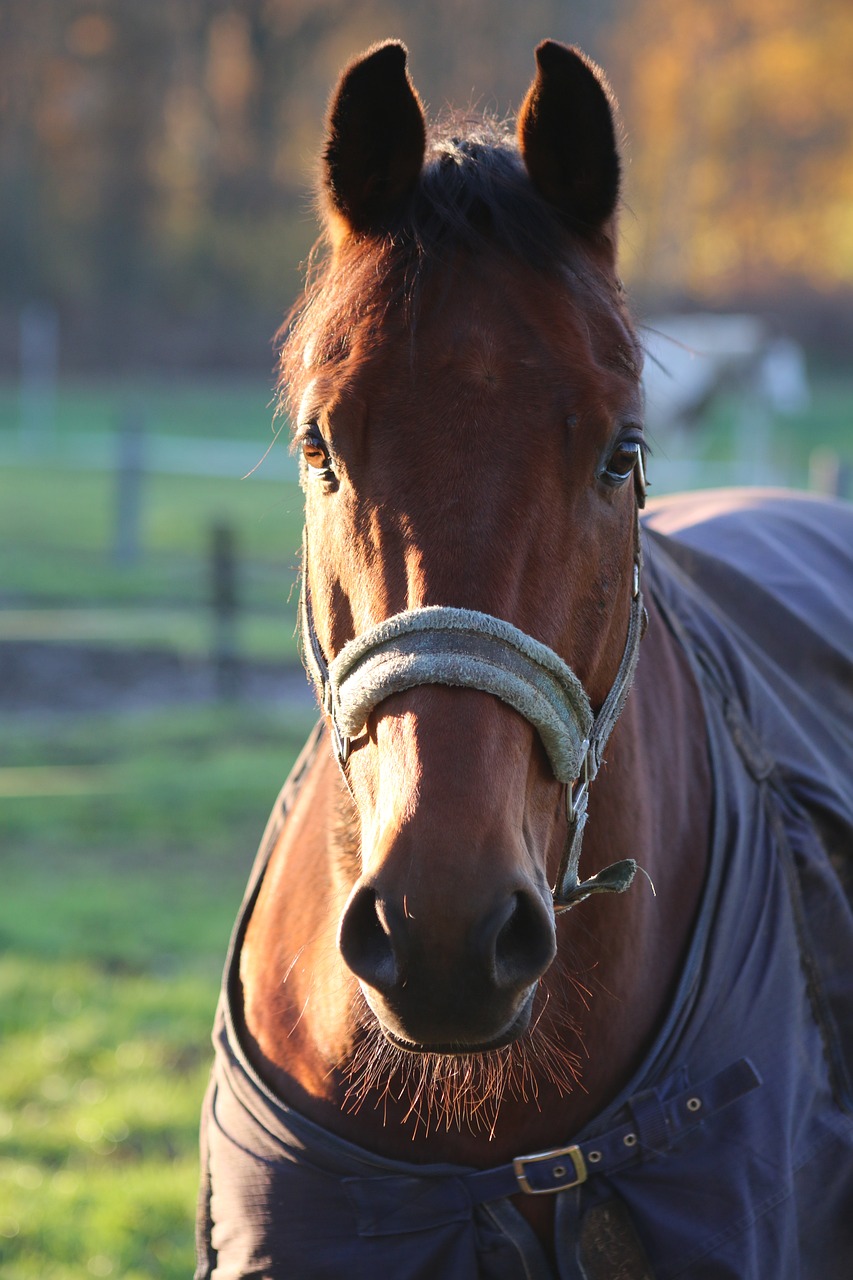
[299,466,647,913]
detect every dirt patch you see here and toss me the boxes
[0,641,315,714]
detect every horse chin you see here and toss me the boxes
[365,984,539,1057]
[343,978,585,1136]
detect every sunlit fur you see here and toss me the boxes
[343,1033,579,1142]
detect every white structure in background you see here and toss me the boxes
[641,315,810,492]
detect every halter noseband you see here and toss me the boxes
[300,464,647,913]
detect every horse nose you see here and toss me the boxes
[337,883,406,995]
[338,880,556,1002]
[485,890,557,990]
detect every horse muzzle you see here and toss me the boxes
[337,877,557,1051]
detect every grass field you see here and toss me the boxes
[684,373,853,477]
[0,705,316,1279]
[0,459,304,662]
[0,382,315,1278]
[0,377,275,442]
[0,371,850,1277]
[0,459,302,603]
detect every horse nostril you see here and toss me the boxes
[492,890,556,990]
[338,884,402,994]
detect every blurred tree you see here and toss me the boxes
[1,0,601,330]
[3,0,848,371]
[609,0,853,300]
[0,0,65,300]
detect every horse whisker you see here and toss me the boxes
[340,977,587,1137]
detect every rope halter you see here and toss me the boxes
[300,466,647,912]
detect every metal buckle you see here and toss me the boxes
[634,449,647,507]
[325,688,351,766]
[512,1143,587,1194]
[566,741,591,826]
[331,717,351,766]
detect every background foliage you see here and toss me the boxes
[3,0,853,373]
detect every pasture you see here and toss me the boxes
[0,703,314,1280]
[0,372,850,1277]
[0,379,310,1278]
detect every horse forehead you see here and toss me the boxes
[296,264,640,426]
[427,318,550,393]
[367,306,609,399]
[408,325,639,426]
[408,278,637,401]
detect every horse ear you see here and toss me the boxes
[322,42,426,239]
[518,41,621,243]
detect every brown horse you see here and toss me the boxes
[196,42,853,1279]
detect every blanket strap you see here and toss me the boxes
[342,1059,762,1238]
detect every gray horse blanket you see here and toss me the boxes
[196,490,853,1279]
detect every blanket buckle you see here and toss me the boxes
[513,1143,587,1194]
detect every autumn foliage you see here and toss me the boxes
[2,0,851,367]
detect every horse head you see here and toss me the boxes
[280,41,645,1055]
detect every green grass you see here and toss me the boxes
[0,463,303,606]
[0,465,300,558]
[0,376,305,660]
[0,458,305,657]
[700,373,853,478]
[0,703,316,1279]
[0,707,317,861]
[0,376,276,442]
[0,956,215,1280]
[0,380,316,1275]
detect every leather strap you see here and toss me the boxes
[342,1059,762,1238]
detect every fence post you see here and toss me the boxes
[114,407,145,566]
[19,302,59,454]
[809,448,849,499]
[211,522,240,701]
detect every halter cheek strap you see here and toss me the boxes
[299,469,647,913]
[551,556,645,910]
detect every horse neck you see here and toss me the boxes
[237,586,711,1165]
[561,586,711,1108]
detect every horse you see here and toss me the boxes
[195,41,853,1279]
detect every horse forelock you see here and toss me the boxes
[276,113,635,424]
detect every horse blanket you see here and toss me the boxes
[195,490,853,1280]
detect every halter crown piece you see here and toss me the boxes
[300,465,648,913]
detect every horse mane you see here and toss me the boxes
[403,117,566,266]
[276,115,625,419]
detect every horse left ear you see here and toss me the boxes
[322,41,426,241]
[518,41,621,246]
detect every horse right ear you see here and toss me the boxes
[322,42,426,242]
[518,41,621,245]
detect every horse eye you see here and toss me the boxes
[301,435,330,471]
[604,441,641,483]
